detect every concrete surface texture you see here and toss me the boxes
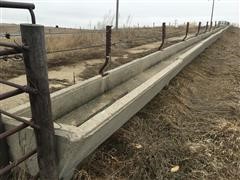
[1,26,228,179]
[8,28,219,120]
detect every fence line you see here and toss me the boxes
[0,23,211,58]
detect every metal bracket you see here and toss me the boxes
[158,22,166,50]
[196,22,201,36]
[204,22,209,33]
[183,22,189,41]
[99,25,112,76]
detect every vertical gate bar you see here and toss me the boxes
[0,113,10,179]
[158,22,166,50]
[28,9,36,24]
[183,22,189,41]
[20,24,58,180]
[196,22,201,36]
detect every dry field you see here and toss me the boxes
[1,24,203,110]
[2,25,237,180]
[73,27,240,180]
[0,24,198,81]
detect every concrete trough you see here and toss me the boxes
[2,26,229,179]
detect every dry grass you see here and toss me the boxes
[74,27,240,180]
[0,25,197,80]
[0,24,197,52]
[1,25,230,180]
[45,25,197,52]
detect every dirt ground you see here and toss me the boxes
[73,27,240,180]
[0,25,197,111]
[1,26,238,179]
[0,25,197,80]
[0,34,180,110]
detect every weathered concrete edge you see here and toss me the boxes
[63,26,229,141]
[56,26,229,179]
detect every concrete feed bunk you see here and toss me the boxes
[2,26,229,179]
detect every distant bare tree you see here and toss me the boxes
[97,10,115,29]
[125,15,132,28]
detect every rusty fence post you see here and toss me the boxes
[209,21,213,31]
[99,25,112,76]
[20,24,58,180]
[214,21,217,29]
[183,22,189,41]
[158,22,166,50]
[196,22,201,36]
[204,22,209,33]
[0,113,10,180]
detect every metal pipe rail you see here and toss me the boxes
[0,1,36,24]
[0,79,37,93]
[0,48,22,57]
[0,107,38,177]
[47,43,105,54]
[0,79,38,100]
[0,149,37,176]
[0,109,39,129]
[0,88,25,100]
[0,122,29,139]
[0,42,25,49]
[0,41,27,58]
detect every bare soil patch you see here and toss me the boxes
[75,27,240,180]
[0,35,178,110]
[0,25,196,80]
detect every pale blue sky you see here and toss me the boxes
[0,0,239,28]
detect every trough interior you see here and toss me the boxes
[56,44,196,126]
